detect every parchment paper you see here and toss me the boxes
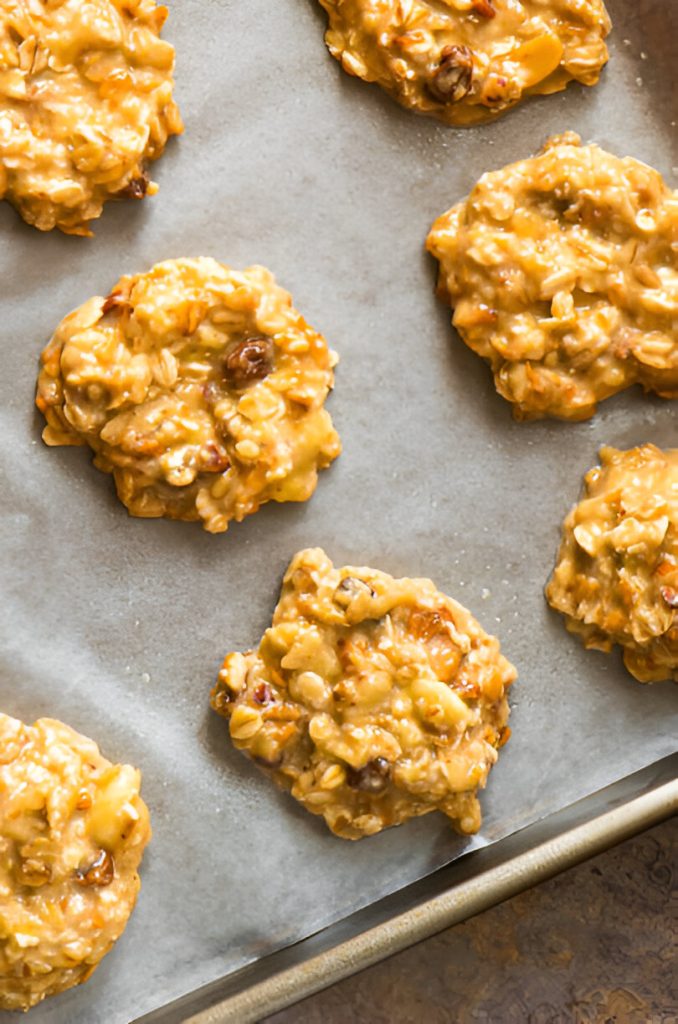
[1,1,676,1021]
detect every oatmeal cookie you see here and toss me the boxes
[317,0,610,126]
[0,713,150,1011]
[546,445,678,683]
[211,548,516,840]
[427,134,678,420]
[36,258,341,532]
[0,0,183,235]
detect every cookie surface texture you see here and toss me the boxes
[318,0,610,125]
[0,0,183,234]
[0,713,151,1011]
[546,445,678,683]
[211,548,516,840]
[427,134,678,421]
[36,258,341,533]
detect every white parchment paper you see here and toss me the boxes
[0,1,676,1021]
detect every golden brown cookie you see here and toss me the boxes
[211,548,516,839]
[427,134,678,421]
[0,713,151,1011]
[0,0,182,235]
[546,445,678,683]
[317,0,610,126]
[37,258,341,532]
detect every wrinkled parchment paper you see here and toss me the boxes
[0,1,676,1021]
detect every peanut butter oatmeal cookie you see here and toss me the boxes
[0,0,182,235]
[427,134,678,420]
[546,445,678,683]
[0,713,150,1011]
[211,548,516,840]
[36,258,341,532]
[317,0,610,126]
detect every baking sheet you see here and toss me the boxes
[0,1,676,1022]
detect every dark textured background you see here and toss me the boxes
[266,817,677,1023]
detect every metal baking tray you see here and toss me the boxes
[137,754,678,1024]
[0,1,676,1022]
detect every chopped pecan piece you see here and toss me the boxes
[333,576,376,607]
[660,586,678,609]
[223,336,274,390]
[497,725,511,748]
[212,687,235,711]
[101,291,127,315]
[472,0,496,17]
[201,440,230,472]
[428,46,474,104]
[17,858,52,887]
[262,703,301,722]
[253,683,274,704]
[408,608,451,642]
[74,849,114,887]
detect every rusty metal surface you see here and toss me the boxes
[266,816,678,1024]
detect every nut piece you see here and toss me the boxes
[317,0,610,126]
[0,0,183,235]
[472,0,496,17]
[427,135,678,421]
[0,713,150,1011]
[333,575,376,608]
[427,46,474,104]
[36,258,341,533]
[211,548,516,840]
[546,445,678,683]
[660,587,678,610]
[101,291,128,316]
[75,850,115,888]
